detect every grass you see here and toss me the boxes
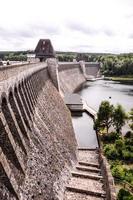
[104,76,133,83]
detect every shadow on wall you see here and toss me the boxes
[0,65,51,199]
[0,53,78,199]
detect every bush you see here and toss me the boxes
[111,165,125,180]
[117,188,133,200]
[101,132,119,143]
[104,144,119,160]
[115,139,125,156]
[115,139,124,149]
[122,150,132,161]
[125,138,133,147]
[111,163,133,185]
[124,169,133,185]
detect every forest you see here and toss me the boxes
[1,51,133,78]
[57,52,133,77]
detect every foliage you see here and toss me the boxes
[94,101,127,134]
[129,109,133,121]
[113,104,127,133]
[96,103,133,199]
[117,188,133,200]
[101,132,119,143]
[99,54,133,77]
[104,144,119,159]
[111,164,125,180]
[94,101,114,134]
[102,126,133,190]
[57,55,74,62]
[129,109,133,131]
[110,161,133,185]
[103,137,133,162]
[124,169,133,185]
[4,52,27,61]
[125,131,133,139]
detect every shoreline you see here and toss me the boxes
[104,77,133,84]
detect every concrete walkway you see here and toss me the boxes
[82,100,97,118]
[64,149,106,200]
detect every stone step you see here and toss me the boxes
[71,171,103,181]
[66,177,105,196]
[78,148,98,151]
[78,150,99,166]
[76,165,101,174]
[66,186,106,198]
[64,191,105,200]
[78,161,100,168]
[74,168,101,177]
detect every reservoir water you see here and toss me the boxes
[72,80,133,148]
[79,80,133,112]
[72,112,98,148]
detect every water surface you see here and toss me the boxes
[72,112,98,148]
[72,80,133,147]
[79,80,133,112]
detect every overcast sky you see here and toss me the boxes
[0,0,133,53]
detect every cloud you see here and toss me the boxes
[67,22,96,35]
[29,23,60,36]
[0,23,61,50]
[67,21,115,38]
[0,0,133,53]
[0,23,60,39]
[128,34,133,39]
[103,29,115,37]
[70,44,94,52]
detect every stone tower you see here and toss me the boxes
[35,39,56,62]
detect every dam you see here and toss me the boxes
[0,40,116,200]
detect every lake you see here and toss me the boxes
[72,80,133,148]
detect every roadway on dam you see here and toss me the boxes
[0,62,46,82]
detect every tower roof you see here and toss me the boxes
[35,39,56,59]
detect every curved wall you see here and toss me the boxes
[0,60,116,200]
[58,63,86,94]
[0,62,77,200]
[85,62,101,77]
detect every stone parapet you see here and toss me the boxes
[99,152,117,200]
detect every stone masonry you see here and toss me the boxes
[0,58,116,199]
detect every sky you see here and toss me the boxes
[0,0,133,53]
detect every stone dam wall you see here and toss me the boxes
[58,62,86,94]
[85,62,101,77]
[0,61,82,200]
[0,60,116,199]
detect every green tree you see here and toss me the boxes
[115,139,124,156]
[129,108,133,131]
[94,101,114,134]
[129,108,133,121]
[113,104,127,134]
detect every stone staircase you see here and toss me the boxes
[64,149,106,200]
